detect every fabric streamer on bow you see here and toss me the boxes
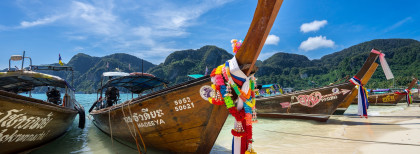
[208,57,258,154]
[395,89,412,106]
[350,76,369,118]
[370,49,394,80]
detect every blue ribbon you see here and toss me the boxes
[350,76,368,118]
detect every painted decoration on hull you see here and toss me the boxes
[122,108,166,128]
[0,109,53,143]
[280,88,351,108]
[382,95,396,102]
[199,85,215,101]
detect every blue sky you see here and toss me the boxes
[1,0,419,69]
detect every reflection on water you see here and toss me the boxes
[26,94,410,153]
[30,94,140,154]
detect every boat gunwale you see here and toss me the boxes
[0,90,78,113]
[90,75,211,114]
[256,82,353,100]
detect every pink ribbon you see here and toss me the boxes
[280,102,291,108]
[371,49,394,80]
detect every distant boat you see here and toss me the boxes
[188,74,204,79]
[0,52,85,153]
[348,78,417,106]
[413,82,420,102]
[255,50,381,122]
[88,0,283,153]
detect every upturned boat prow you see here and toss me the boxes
[256,50,381,122]
[334,60,378,115]
[89,0,284,153]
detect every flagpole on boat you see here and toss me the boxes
[21,51,25,70]
[393,78,395,88]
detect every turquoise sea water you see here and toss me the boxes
[25,94,409,154]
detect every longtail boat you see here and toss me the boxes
[348,78,418,106]
[413,81,420,102]
[255,50,382,122]
[89,0,283,153]
[0,53,85,154]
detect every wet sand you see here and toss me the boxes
[212,103,420,154]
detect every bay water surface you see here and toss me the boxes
[26,94,413,153]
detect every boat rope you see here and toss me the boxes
[121,101,143,154]
[330,75,350,85]
[108,105,114,151]
[256,127,420,147]
[127,102,147,154]
[121,101,136,138]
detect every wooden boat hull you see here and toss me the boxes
[413,92,420,103]
[256,83,355,121]
[352,93,404,106]
[91,77,229,153]
[256,52,380,121]
[0,90,78,154]
[337,78,418,114]
[335,93,404,114]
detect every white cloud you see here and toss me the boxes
[299,35,334,51]
[73,46,84,52]
[300,20,327,33]
[384,17,412,32]
[68,1,119,36]
[20,15,62,28]
[11,0,234,64]
[0,25,6,31]
[265,34,280,45]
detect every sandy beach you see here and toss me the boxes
[212,103,420,154]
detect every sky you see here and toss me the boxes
[1,0,420,69]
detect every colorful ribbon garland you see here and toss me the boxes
[209,59,257,154]
[395,89,412,106]
[350,76,369,118]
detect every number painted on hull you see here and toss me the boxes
[174,97,195,112]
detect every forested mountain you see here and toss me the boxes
[69,53,155,92]
[2,39,418,92]
[256,39,420,89]
[3,53,157,93]
[148,45,233,84]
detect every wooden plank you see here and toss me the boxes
[336,62,379,110]
[235,0,284,75]
[0,92,77,154]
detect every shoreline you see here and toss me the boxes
[211,103,420,153]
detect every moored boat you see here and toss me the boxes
[413,82,420,102]
[255,49,382,122]
[89,0,284,153]
[348,78,418,106]
[0,53,85,154]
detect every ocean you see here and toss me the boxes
[26,94,417,154]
